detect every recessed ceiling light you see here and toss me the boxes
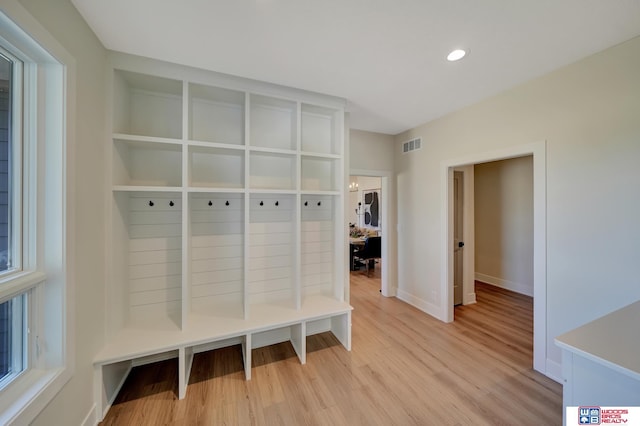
[447,49,466,61]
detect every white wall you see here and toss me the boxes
[350,129,395,172]
[17,0,107,424]
[474,156,533,296]
[394,36,640,372]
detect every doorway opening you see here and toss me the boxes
[348,170,391,297]
[442,142,547,376]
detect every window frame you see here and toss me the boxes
[0,46,23,277]
[0,2,75,424]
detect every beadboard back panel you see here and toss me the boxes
[190,193,244,317]
[248,194,296,307]
[301,195,334,299]
[125,192,182,327]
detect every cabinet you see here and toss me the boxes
[555,301,640,424]
[95,54,350,421]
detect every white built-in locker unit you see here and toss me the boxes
[94,53,351,420]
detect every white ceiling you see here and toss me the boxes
[71,0,640,135]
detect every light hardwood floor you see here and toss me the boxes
[100,270,562,425]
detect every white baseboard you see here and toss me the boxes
[475,272,533,297]
[81,403,96,426]
[396,289,444,321]
[383,286,398,298]
[464,292,476,305]
[545,358,563,384]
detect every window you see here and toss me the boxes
[0,294,26,387]
[0,45,26,390]
[0,3,73,424]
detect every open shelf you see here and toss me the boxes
[113,70,183,139]
[113,138,182,187]
[188,145,244,189]
[301,103,340,155]
[301,156,339,191]
[189,83,244,145]
[250,152,296,190]
[250,94,297,151]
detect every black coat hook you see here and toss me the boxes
[317,201,322,206]
[275,201,279,206]
[260,201,263,206]
[226,200,230,206]
[169,200,174,207]
[149,200,154,207]
[304,201,308,206]
[208,200,213,206]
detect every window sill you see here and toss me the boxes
[0,366,70,425]
[0,270,46,302]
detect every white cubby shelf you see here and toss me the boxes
[97,53,349,421]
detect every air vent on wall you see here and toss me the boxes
[402,137,422,154]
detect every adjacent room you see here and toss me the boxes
[1,1,640,425]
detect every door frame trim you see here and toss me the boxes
[441,141,547,375]
[350,168,393,297]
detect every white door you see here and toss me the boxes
[453,171,464,305]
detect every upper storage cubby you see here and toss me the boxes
[113,70,183,139]
[249,152,296,191]
[113,138,182,188]
[301,156,339,192]
[189,84,245,145]
[249,95,297,151]
[301,104,340,155]
[189,145,244,189]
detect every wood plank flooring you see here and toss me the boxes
[100,273,562,425]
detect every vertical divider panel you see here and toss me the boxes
[295,101,302,310]
[181,81,190,329]
[242,333,252,380]
[335,192,345,301]
[178,346,194,399]
[331,312,351,351]
[182,188,190,328]
[94,365,105,421]
[243,92,251,320]
[290,322,306,364]
[294,193,302,311]
[335,112,346,302]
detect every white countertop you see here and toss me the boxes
[555,300,640,381]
